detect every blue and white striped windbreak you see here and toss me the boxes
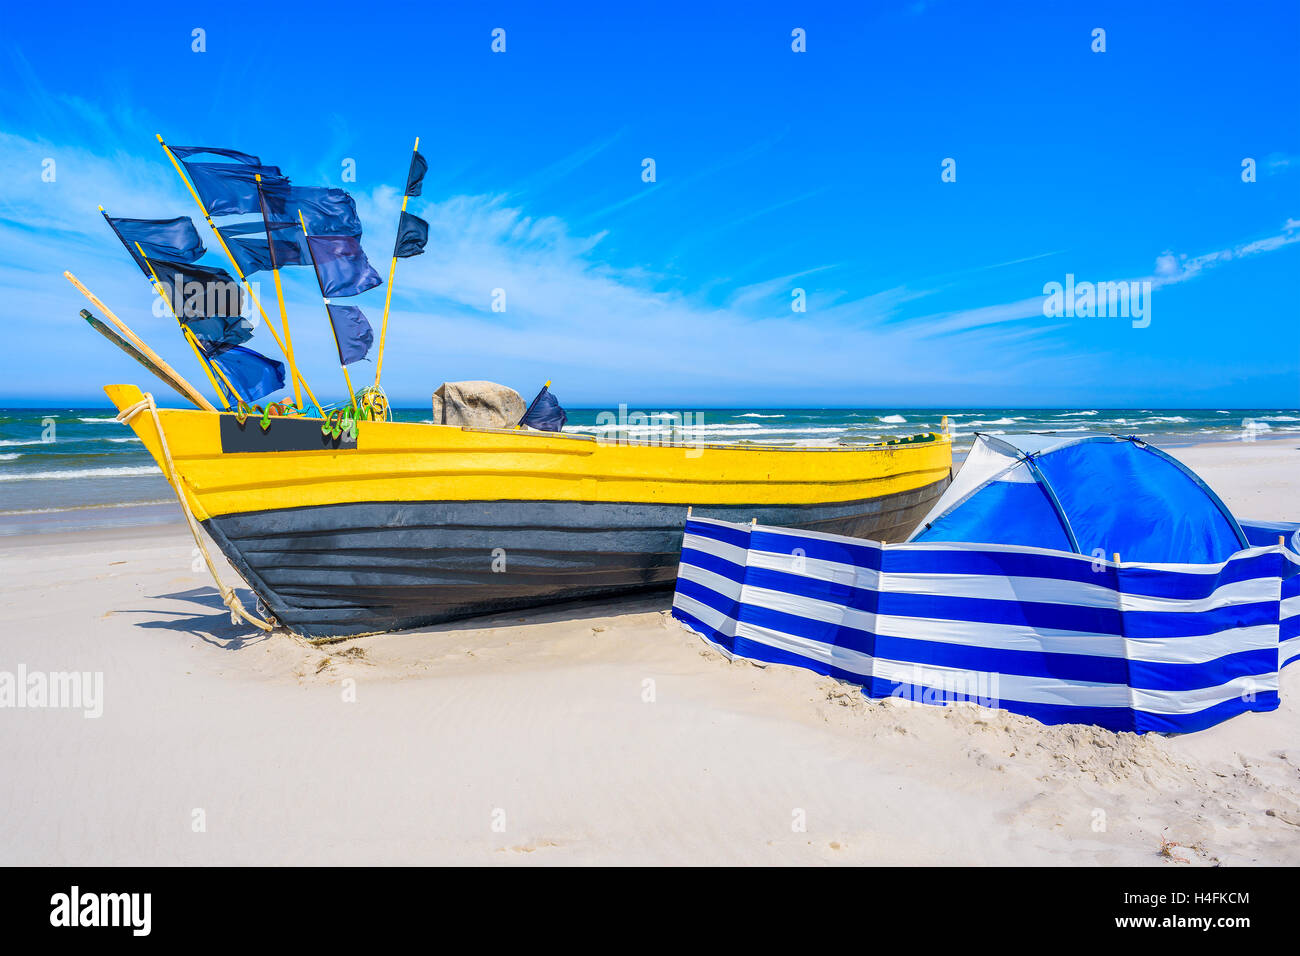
[672,516,1300,734]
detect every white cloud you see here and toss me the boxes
[0,128,1296,407]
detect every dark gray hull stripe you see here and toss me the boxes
[202,479,948,638]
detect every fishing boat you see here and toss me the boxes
[105,383,952,639]
[70,135,951,639]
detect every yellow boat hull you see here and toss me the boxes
[107,385,952,638]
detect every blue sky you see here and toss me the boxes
[0,0,1296,407]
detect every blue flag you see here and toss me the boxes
[405,150,428,197]
[259,183,362,236]
[170,145,263,166]
[326,304,374,365]
[305,235,383,297]
[186,314,255,352]
[184,162,288,216]
[218,222,310,276]
[146,256,253,352]
[393,211,428,258]
[147,258,245,319]
[104,214,205,274]
[208,345,286,403]
[519,384,567,432]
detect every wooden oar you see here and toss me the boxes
[64,271,217,412]
[81,309,202,408]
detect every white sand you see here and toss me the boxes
[0,438,1296,865]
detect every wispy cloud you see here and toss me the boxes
[902,220,1300,340]
[1151,219,1300,286]
[1,126,1296,405]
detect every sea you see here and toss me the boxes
[2,406,1296,534]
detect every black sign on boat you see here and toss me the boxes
[219,414,358,453]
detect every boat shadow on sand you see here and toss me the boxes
[127,586,674,648]
[127,586,273,649]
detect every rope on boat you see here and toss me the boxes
[116,393,276,633]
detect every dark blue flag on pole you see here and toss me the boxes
[183,162,288,216]
[325,304,374,365]
[207,345,286,403]
[260,183,362,236]
[186,315,255,353]
[405,150,428,197]
[519,384,568,432]
[218,222,310,276]
[305,235,383,297]
[146,258,245,319]
[170,145,264,166]
[104,214,206,274]
[393,211,428,258]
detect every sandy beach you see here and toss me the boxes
[1,437,1296,866]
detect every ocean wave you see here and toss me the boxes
[0,438,49,447]
[0,466,161,482]
[967,418,1018,426]
[77,417,120,424]
[565,422,846,435]
[737,413,784,419]
[0,498,172,516]
[1144,416,1190,424]
[1057,410,1099,416]
[1261,415,1300,422]
[878,414,906,424]
[564,423,764,434]
[0,453,21,461]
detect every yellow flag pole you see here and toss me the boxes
[132,240,241,409]
[271,269,301,406]
[156,135,325,419]
[254,172,303,410]
[298,211,358,408]
[374,136,418,389]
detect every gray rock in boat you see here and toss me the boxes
[432,381,525,428]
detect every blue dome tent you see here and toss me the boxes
[908,433,1248,563]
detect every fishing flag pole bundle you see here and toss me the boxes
[78,135,417,420]
[374,138,429,389]
[156,136,324,417]
[98,206,252,410]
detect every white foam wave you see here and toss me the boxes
[565,423,845,436]
[0,466,160,482]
